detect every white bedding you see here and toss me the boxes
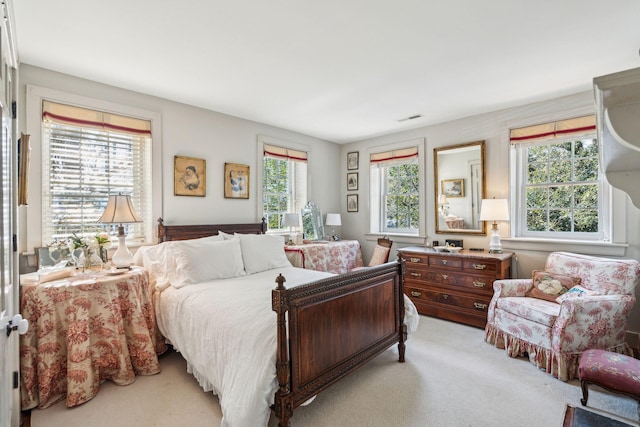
[135,242,419,427]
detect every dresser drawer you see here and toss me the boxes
[462,259,498,275]
[421,288,491,313]
[428,255,462,270]
[404,253,429,266]
[422,271,493,294]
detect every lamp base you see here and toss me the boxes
[111,231,133,268]
[488,223,503,254]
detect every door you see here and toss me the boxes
[0,93,18,427]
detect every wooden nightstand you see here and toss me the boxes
[398,247,512,328]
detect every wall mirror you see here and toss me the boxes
[434,140,486,235]
[301,201,325,241]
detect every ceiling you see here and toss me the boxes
[9,0,640,144]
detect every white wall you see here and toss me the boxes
[17,64,341,251]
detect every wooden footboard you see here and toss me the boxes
[272,260,407,427]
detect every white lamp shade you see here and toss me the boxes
[282,213,300,228]
[438,194,449,205]
[325,213,342,226]
[479,199,510,221]
[97,194,142,224]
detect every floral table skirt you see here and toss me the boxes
[20,267,167,409]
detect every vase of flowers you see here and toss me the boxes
[70,233,104,272]
[95,232,111,263]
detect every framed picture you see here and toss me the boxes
[347,151,359,170]
[347,172,358,191]
[224,162,250,199]
[347,194,358,212]
[174,155,206,197]
[441,178,464,198]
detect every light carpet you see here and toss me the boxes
[31,316,640,427]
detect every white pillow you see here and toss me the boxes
[133,242,176,290]
[194,234,225,242]
[237,234,291,274]
[171,238,245,287]
[218,231,236,240]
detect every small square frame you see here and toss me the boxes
[347,194,358,212]
[347,151,359,170]
[347,172,358,191]
[174,155,206,197]
[441,178,465,198]
[224,162,250,199]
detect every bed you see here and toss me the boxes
[135,218,418,427]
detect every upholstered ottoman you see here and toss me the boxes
[579,349,640,410]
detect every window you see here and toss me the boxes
[510,115,609,241]
[370,146,421,234]
[41,100,153,244]
[261,142,308,231]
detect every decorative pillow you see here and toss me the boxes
[368,245,391,266]
[237,233,291,274]
[171,238,245,287]
[556,285,599,303]
[526,270,582,303]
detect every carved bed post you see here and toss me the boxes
[398,256,407,363]
[272,274,293,426]
[157,217,166,243]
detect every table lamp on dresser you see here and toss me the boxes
[325,213,342,241]
[98,194,142,268]
[282,212,300,245]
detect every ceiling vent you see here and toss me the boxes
[398,114,423,122]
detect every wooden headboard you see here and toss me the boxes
[157,217,267,243]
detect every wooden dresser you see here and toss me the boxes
[398,247,513,328]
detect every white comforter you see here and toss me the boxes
[144,260,419,426]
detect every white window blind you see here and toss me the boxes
[41,101,152,244]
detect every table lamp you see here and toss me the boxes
[479,198,509,253]
[325,213,342,241]
[97,194,142,268]
[438,194,450,217]
[282,213,300,245]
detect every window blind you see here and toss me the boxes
[509,115,596,144]
[42,103,152,244]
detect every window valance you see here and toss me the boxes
[509,115,595,144]
[43,100,152,137]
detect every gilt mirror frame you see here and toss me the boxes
[301,201,325,241]
[434,140,487,236]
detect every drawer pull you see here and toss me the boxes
[442,294,449,299]
[410,291,422,297]
[441,259,448,265]
[441,274,448,280]
[410,272,421,277]
[473,302,488,310]
[409,257,422,263]
[473,281,486,288]
[472,264,487,270]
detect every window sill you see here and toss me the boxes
[501,237,628,257]
[365,233,427,246]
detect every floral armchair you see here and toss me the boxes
[485,251,640,381]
